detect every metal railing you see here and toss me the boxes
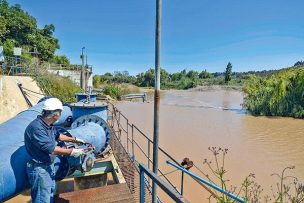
[0,56,92,76]
[0,56,33,76]
[107,102,245,202]
[107,103,184,196]
[120,93,147,102]
[166,160,245,203]
[139,163,189,203]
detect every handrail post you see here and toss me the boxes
[140,166,145,203]
[126,119,129,153]
[148,141,151,184]
[148,141,151,170]
[181,171,184,196]
[132,124,135,159]
[118,111,121,125]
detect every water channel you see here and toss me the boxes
[117,89,304,202]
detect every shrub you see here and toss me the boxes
[34,73,82,103]
[243,67,304,118]
[102,83,140,100]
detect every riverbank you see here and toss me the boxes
[191,85,242,92]
[116,89,304,202]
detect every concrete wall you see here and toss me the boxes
[48,69,93,89]
[0,76,44,124]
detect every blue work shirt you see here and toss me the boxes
[24,116,60,164]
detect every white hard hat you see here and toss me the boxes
[42,98,63,111]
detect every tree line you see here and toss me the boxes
[93,62,241,90]
[94,63,304,119]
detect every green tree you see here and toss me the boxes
[50,55,70,66]
[186,70,199,80]
[102,72,114,82]
[93,75,101,87]
[225,62,232,83]
[171,72,183,81]
[0,1,59,61]
[142,69,154,87]
[199,69,212,79]
[160,68,170,86]
[3,38,15,55]
[0,15,7,42]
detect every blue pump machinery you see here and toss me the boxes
[0,94,110,202]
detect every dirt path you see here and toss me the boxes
[0,76,44,124]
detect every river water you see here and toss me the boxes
[116,89,304,202]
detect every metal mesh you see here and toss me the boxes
[109,127,152,202]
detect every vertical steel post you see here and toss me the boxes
[132,124,135,159]
[181,172,184,195]
[118,111,121,140]
[152,0,162,202]
[148,141,151,185]
[127,119,129,153]
[81,47,85,91]
[148,141,151,170]
[140,167,145,203]
[85,55,88,90]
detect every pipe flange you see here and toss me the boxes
[71,115,111,154]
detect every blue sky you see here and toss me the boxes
[9,0,304,75]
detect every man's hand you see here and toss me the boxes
[70,148,85,157]
[74,137,86,144]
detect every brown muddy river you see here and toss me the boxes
[117,89,304,202]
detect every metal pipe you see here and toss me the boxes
[0,100,71,201]
[152,0,162,202]
[0,99,110,201]
[166,160,245,203]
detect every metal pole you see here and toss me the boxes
[148,141,151,170]
[181,172,184,195]
[152,0,162,202]
[132,124,135,159]
[85,55,88,90]
[81,47,85,91]
[140,167,145,203]
[127,119,129,153]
